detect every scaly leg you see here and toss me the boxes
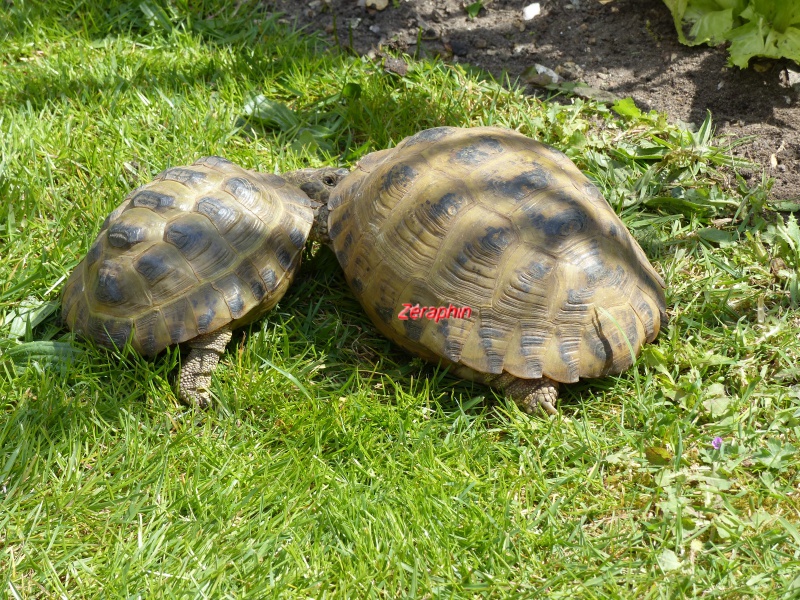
[506,376,560,416]
[178,327,233,408]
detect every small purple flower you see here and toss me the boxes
[712,436,723,450]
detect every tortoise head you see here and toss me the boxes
[282,166,349,245]
[283,167,349,203]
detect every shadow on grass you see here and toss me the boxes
[2,2,306,112]
[3,348,180,440]
[3,0,467,148]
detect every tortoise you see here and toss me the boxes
[317,126,667,415]
[62,156,345,407]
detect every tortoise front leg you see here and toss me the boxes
[505,376,560,416]
[178,326,233,408]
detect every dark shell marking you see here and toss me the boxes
[62,157,315,356]
[132,190,175,211]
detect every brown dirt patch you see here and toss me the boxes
[266,0,799,201]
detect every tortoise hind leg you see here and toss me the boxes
[178,326,233,408]
[505,376,560,416]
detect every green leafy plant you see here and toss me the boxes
[762,213,800,305]
[465,1,484,19]
[662,0,800,67]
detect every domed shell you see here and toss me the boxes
[327,126,666,384]
[62,156,315,356]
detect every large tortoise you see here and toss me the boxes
[318,126,667,415]
[62,156,345,407]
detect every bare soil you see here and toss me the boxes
[266,0,799,201]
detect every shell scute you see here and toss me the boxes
[164,214,214,261]
[107,221,147,250]
[381,163,417,190]
[188,282,231,334]
[401,126,454,148]
[131,189,176,211]
[133,309,170,357]
[235,259,269,303]
[194,155,234,171]
[196,195,240,233]
[210,272,252,320]
[133,244,198,305]
[421,192,468,231]
[451,135,505,165]
[487,164,554,201]
[161,166,208,187]
[91,259,151,314]
[84,240,104,268]
[223,176,265,214]
[160,296,199,346]
[258,266,278,294]
[86,313,133,351]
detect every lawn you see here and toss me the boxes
[1,1,799,598]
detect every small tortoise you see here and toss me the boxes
[320,126,667,415]
[62,156,345,407]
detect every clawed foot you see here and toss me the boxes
[508,377,560,416]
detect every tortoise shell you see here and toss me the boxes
[62,156,316,356]
[327,126,666,385]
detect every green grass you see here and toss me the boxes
[2,1,800,598]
